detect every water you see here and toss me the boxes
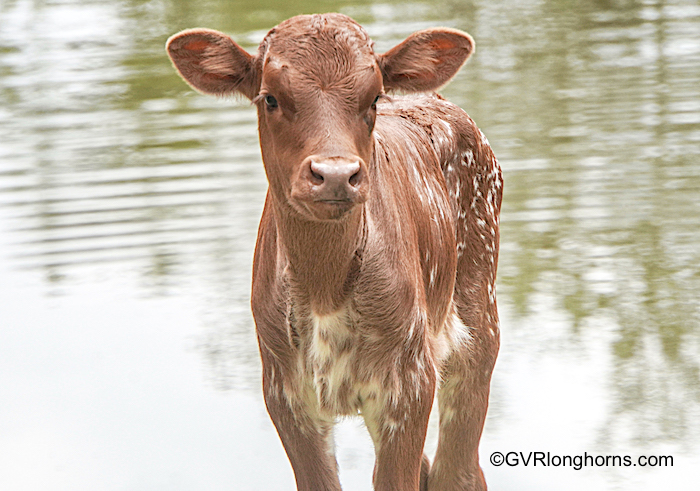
[1,0,699,489]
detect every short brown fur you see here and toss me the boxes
[167,13,502,491]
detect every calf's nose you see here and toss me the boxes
[305,157,366,201]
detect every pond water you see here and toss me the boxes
[1,0,699,489]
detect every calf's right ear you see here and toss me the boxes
[166,29,258,100]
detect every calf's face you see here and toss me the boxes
[167,14,473,221]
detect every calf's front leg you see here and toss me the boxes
[428,328,498,491]
[260,347,342,491]
[361,358,437,491]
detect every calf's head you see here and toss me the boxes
[167,14,473,221]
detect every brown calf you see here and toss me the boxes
[167,13,502,491]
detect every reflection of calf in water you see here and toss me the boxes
[167,13,502,491]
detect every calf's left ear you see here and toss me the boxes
[378,28,474,93]
[166,29,258,100]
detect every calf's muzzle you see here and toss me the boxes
[297,154,369,210]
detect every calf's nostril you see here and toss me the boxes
[349,170,362,187]
[311,169,324,183]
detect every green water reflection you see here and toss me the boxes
[1,0,699,485]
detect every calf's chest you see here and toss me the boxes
[288,305,397,417]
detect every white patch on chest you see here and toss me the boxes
[308,308,412,421]
[311,311,350,359]
[309,308,358,414]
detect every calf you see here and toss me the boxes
[167,13,502,491]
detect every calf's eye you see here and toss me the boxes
[265,95,278,109]
[371,95,380,110]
